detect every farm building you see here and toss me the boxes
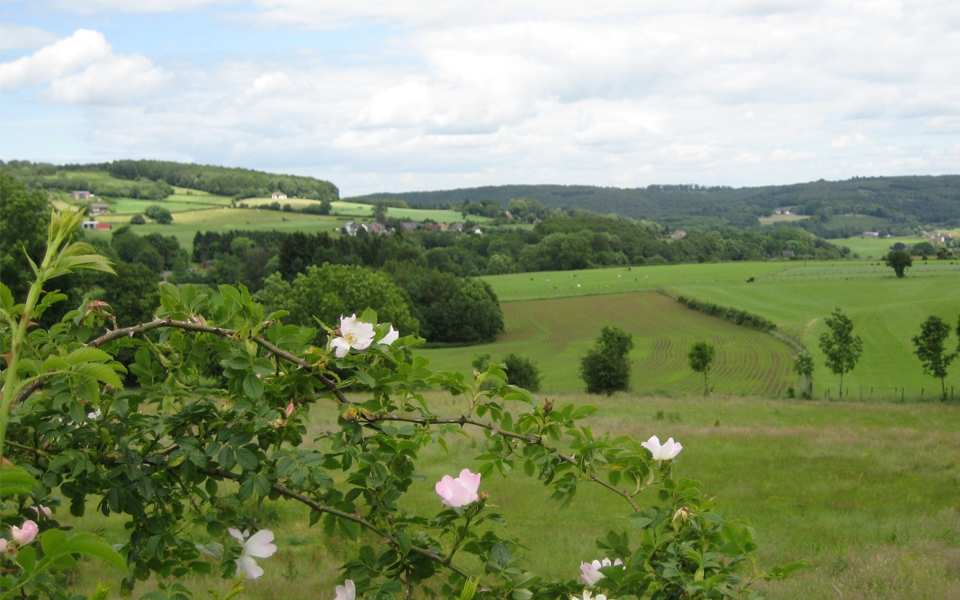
[271,191,287,200]
[71,190,93,200]
[89,203,111,215]
[81,221,111,230]
[341,221,369,236]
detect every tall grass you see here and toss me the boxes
[63,393,960,599]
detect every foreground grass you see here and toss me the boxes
[65,393,960,599]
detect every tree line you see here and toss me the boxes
[363,175,960,230]
[0,159,340,202]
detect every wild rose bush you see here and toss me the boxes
[0,210,805,599]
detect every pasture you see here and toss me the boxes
[419,292,795,396]
[758,213,809,225]
[837,235,935,259]
[237,198,487,224]
[86,208,349,251]
[66,393,960,600]
[478,261,960,399]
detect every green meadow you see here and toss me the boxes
[238,198,488,224]
[671,265,960,397]
[836,235,936,259]
[473,261,960,399]
[67,393,960,600]
[419,292,795,396]
[87,208,349,252]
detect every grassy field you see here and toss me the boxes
[86,208,349,251]
[65,393,960,600]
[758,214,810,225]
[672,270,960,398]
[828,214,892,231]
[419,292,795,396]
[236,198,488,224]
[835,236,934,259]
[481,262,799,302]
[477,261,960,399]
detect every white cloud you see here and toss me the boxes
[0,23,61,51]
[0,29,111,89]
[46,55,168,105]
[0,29,167,105]
[4,1,959,193]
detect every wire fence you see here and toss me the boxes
[813,386,957,403]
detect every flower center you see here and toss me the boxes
[344,332,358,345]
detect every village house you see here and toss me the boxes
[670,229,687,240]
[367,222,391,236]
[861,231,880,238]
[341,221,369,236]
[71,190,93,201]
[447,222,463,232]
[401,221,420,233]
[271,191,287,200]
[89,202,111,216]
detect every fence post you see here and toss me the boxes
[902,388,905,403]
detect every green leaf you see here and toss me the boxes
[242,373,263,400]
[490,542,511,567]
[41,528,68,556]
[0,466,39,497]
[66,533,128,571]
[235,448,258,471]
[64,347,113,366]
[16,545,37,572]
[75,362,124,389]
[0,282,15,317]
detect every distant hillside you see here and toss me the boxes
[0,159,339,202]
[357,176,960,231]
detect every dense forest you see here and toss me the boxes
[0,160,339,201]
[358,176,960,230]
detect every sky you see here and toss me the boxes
[1,0,959,197]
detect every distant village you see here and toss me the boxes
[340,220,483,237]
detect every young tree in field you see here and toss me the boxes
[883,249,913,278]
[144,204,173,224]
[688,341,716,396]
[912,315,956,400]
[818,308,863,399]
[501,353,541,392]
[792,350,814,397]
[580,326,634,394]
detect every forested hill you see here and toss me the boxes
[0,159,339,201]
[359,175,960,228]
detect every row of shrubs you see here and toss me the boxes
[674,294,777,332]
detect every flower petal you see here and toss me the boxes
[331,337,351,358]
[228,528,246,543]
[379,326,399,346]
[237,554,264,580]
[456,469,482,495]
[244,530,277,558]
[335,579,356,600]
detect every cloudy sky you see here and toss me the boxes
[1,1,958,196]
